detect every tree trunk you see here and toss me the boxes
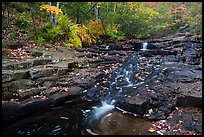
[94,3,99,20]
[54,2,60,26]
[113,2,116,12]
[27,3,37,38]
[76,3,80,24]
[106,2,109,16]
[48,2,53,26]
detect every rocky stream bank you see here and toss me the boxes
[2,35,202,135]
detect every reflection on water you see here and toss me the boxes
[87,109,157,135]
[2,101,93,135]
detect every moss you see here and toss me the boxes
[68,62,83,71]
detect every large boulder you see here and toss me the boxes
[116,96,150,116]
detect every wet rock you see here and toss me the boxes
[133,42,143,50]
[49,86,83,105]
[109,43,123,50]
[173,69,201,83]
[2,99,53,127]
[85,88,98,101]
[151,50,177,56]
[177,94,202,108]
[147,96,177,120]
[165,107,202,135]
[18,87,47,99]
[116,96,150,116]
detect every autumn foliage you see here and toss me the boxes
[2,2,202,48]
[86,20,105,40]
[40,4,63,15]
[77,25,95,45]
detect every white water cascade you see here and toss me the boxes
[141,42,148,51]
[92,100,115,119]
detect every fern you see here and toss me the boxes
[42,26,64,43]
[58,14,72,32]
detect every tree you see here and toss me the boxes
[94,2,99,20]
[48,2,53,26]
[54,2,60,26]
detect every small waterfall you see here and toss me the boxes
[141,42,148,51]
[90,63,136,120]
[85,53,163,135]
[92,100,115,119]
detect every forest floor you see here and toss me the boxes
[2,35,202,135]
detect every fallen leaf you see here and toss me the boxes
[149,127,155,132]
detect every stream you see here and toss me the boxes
[2,42,160,135]
[2,40,202,135]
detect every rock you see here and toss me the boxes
[57,68,69,76]
[57,76,94,89]
[2,79,38,93]
[109,43,123,50]
[31,51,43,57]
[49,86,83,105]
[2,59,53,70]
[68,86,83,95]
[18,87,47,99]
[116,96,150,116]
[36,76,58,87]
[165,107,202,135]
[133,42,143,50]
[177,93,202,108]
[2,69,30,82]
[32,58,53,66]
[29,68,58,79]
[43,81,56,88]
[2,99,53,127]
[2,60,33,70]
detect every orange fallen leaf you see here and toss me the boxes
[149,127,155,132]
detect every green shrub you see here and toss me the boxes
[106,23,126,40]
[67,24,82,48]
[37,35,45,44]
[58,14,72,32]
[15,12,31,29]
[41,26,64,43]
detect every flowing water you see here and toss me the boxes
[2,43,161,135]
[141,42,148,51]
[2,101,155,135]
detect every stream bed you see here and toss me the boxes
[2,37,202,135]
